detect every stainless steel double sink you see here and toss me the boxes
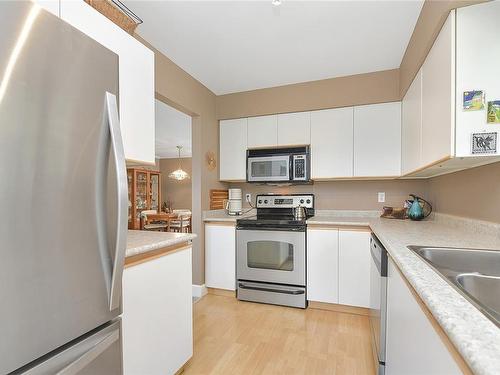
[408,246,500,326]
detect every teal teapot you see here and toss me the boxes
[407,194,432,221]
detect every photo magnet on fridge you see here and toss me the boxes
[487,101,500,124]
[463,90,485,111]
[471,132,497,154]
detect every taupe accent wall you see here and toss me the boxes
[159,158,193,211]
[231,180,429,212]
[428,162,500,223]
[134,0,497,286]
[216,69,400,120]
[399,0,488,97]
[136,35,225,285]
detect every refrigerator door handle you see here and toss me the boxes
[56,329,120,375]
[105,92,128,311]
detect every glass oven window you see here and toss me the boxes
[247,241,294,271]
[251,160,288,178]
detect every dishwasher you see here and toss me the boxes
[370,233,388,375]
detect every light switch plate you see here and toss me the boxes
[378,192,386,203]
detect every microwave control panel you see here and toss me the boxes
[293,155,307,180]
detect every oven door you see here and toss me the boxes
[236,228,305,286]
[247,155,290,182]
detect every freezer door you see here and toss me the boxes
[14,319,122,375]
[0,3,127,373]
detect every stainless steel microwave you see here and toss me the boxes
[246,146,310,183]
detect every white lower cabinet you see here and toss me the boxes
[123,247,193,375]
[386,259,461,375]
[307,228,370,308]
[307,228,339,303]
[338,230,371,308]
[205,223,236,290]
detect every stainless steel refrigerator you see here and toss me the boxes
[0,2,128,374]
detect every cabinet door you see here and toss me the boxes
[205,224,236,290]
[277,112,311,146]
[60,0,155,164]
[35,0,60,16]
[123,247,193,375]
[219,119,247,181]
[338,230,371,308]
[421,12,455,165]
[247,115,278,148]
[311,107,354,179]
[402,69,423,175]
[307,229,339,303]
[386,260,461,375]
[119,36,155,164]
[456,2,500,157]
[353,102,401,177]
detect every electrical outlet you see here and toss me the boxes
[245,193,252,203]
[378,192,386,203]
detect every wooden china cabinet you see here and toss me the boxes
[127,168,161,229]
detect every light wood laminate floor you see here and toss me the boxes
[183,294,375,375]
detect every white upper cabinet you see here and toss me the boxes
[455,2,500,157]
[247,115,278,148]
[338,230,371,308]
[421,12,455,166]
[353,102,401,177]
[401,69,423,175]
[311,107,354,179]
[307,228,339,304]
[34,0,60,16]
[60,0,155,164]
[220,119,247,181]
[277,112,311,146]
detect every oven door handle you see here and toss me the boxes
[238,283,305,295]
[236,225,306,232]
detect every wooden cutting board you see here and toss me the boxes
[210,189,229,210]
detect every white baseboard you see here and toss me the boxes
[192,284,208,298]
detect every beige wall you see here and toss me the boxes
[216,69,400,120]
[231,180,428,212]
[399,0,488,97]
[133,0,495,285]
[159,158,192,211]
[427,162,500,223]
[136,36,226,286]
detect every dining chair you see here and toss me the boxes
[169,210,192,233]
[140,210,168,231]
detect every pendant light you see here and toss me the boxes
[169,145,190,181]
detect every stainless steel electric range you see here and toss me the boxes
[236,194,314,308]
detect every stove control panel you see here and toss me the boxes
[256,194,314,209]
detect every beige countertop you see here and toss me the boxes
[369,215,500,375]
[203,209,255,222]
[202,208,500,374]
[126,230,196,258]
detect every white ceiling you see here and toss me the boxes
[125,0,424,95]
[155,100,192,159]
